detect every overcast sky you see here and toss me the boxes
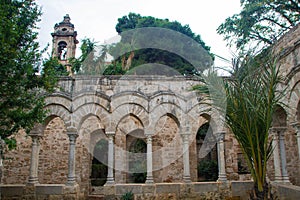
[36,0,241,67]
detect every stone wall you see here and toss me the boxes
[272,23,300,186]
[38,117,69,184]
[273,23,300,78]
[284,127,300,185]
[2,130,32,184]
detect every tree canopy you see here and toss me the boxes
[107,13,213,76]
[0,0,57,149]
[217,0,300,50]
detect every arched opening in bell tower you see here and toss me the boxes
[58,41,68,60]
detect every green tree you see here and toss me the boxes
[194,51,284,199]
[112,13,213,75]
[0,0,57,149]
[217,0,300,50]
[70,38,110,75]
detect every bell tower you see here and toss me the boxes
[51,14,79,72]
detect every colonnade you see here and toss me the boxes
[27,123,300,186]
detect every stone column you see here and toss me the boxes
[216,131,227,182]
[278,129,290,183]
[292,123,300,164]
[182,134,191,182]
[106,132,115,185]
[145,135,154,184]
[66,131,78,185]
[28,135,42,184]
[0,136,5,184]
[271,128,282,182]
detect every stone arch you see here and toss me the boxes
[152,112,183,183]
[114,113,145,183]
[149,92,187,112]
[188,113,220,182]
[111,92,148,112]
[126,129,147,183]
[39,116,69,184]
[73,103,110,131]
[187,101,213,134]
[150,103,184,131]
[272,105,288,127]
[288,80,300,122]
[196,122,218,182]
[72,94,110,113]
[112,103,149,131]
[90,137,108,186]
[44,104,70,127]
[76,115,107,191]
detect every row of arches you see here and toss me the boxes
[32,112,222,187]
[2,75,300,192]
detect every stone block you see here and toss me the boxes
[276,183,300,200]
[155,183,180,194]
[193,182,218,193]
[142,184,155,193]
[0,184,25,197]
[35,184,64,195]
[103,185,115,195]
[115,184,142,195]
[231,181,253,199]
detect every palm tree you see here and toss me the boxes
[194,51,284,199]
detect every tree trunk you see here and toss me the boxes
[125,51,135,70]
[250,182,278,200]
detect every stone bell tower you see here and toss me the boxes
[51,14,79,72]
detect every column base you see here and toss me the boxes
[274,176,283,182]
[145,176,154,184]
[28,177,39,184]
[217,174,227,182]
[183,176,191,183]
[282,176,291,184]
[105,177,115,185]
[66,177,76,186]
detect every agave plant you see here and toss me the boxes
[194,51,284,199]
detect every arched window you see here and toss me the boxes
[90,139,108,186]
[57,41,68,60]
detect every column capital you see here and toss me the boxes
[145,134,152,143]
[270,127,287,134]
[106,131,116,136]
[291,122,300,134]
[180,134,190,142]
[67,126,77,133]
[215,131,226,141]
[29,123,45,135]
[29,134,43,140]
[67,133,78,143]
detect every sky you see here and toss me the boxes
[36,0,242,67]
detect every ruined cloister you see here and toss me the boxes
[1,16,300,200]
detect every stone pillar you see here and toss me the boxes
[271,129,282,182]
[0,136,5,184]
[106,132,115,185]
[216,131,227,182]
[145,135,154,184]
[66,131,78,185]
[28,135,42,184]
[182,134,191,182]
[292,123,300,164]
[278,129,290,183]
